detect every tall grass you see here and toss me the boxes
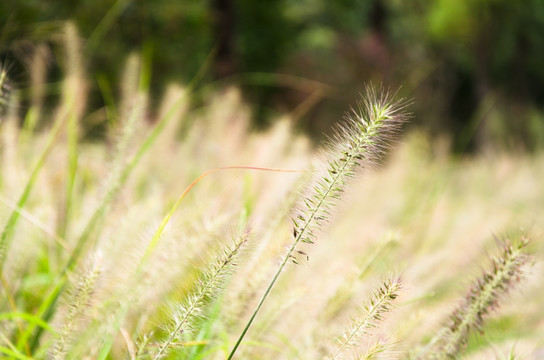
[226,86,409,359]
[0,28,542,360]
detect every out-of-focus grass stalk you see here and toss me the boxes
[58,22,87,243]
[51,255,102,359]
[0,70,69,355]
[22,44,49,134]
[0,338,33,360]
[0,62,11,117]
[0,100,67,275]
[85,0,130,56]
[419,237,532,360]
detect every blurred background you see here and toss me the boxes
[2,0,544,153]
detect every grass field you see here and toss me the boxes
[0,32,542,360]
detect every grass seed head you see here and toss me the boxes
[422,237,532,359]
[330,277,402,360]
[293,84,410,254]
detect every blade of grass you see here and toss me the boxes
[58,22,84,246]
[187,297,223,359]
[140,166,306,266]
[96,74,118,126]
[1,333,34,360]
[85,0,130,56]
[0,312,56,334]
[0,346,34,360]
[0,195,70,252]
[0,111,66,274]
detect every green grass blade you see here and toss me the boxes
[0,114,65,274]
[0,346,35,360]
[85,0,130,56]
[16,279,65,351]
[0,312,56,334]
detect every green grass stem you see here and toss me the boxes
[227,86,409,359]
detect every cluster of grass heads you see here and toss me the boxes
[0,27,542,359]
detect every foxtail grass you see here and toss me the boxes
[419,236,532,359]
[51,254,102,359]
[2,25,540,359]
[227,85,410,359]
[0,99,67,277]
[151,229,250,359]
[329,277,401,360]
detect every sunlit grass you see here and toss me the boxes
[0,27,542,359]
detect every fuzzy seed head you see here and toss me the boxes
[292,85,410,256]
[330,277,402,360]
[422,237,532,360]
[153,230,250,359]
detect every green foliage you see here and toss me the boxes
[2,0,544,150]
